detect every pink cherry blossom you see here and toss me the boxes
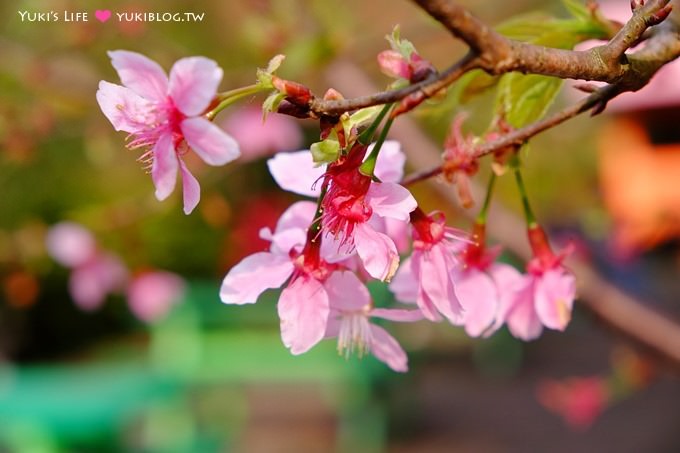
[127,271,185,322]
[96,50,240,214]
[390,209,467,323]
[221,201,357,354]
[497,225,577,340]
[222,106,303,161]
[452,224,525,337]
[267,141,416,281]
[323,271,423,372]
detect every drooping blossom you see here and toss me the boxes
[96,50,240,214]
[537,376,610,430]
[453,222,524,337]
[324,271,423,372]
[221,106,303,161]
[442,114,480,209]
[127,271,185,322]
[46,222,128,311]
[221,201,354,354]
[389,209,468,323]
[267,140,417,281]
[497,225,577,340]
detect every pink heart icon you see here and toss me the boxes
[95,9,111,22]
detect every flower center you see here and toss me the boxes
[337,309,373,359]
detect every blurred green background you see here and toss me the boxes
[1,0,680,451]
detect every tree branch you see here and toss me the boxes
[292,0,680,120]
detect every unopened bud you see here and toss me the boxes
[277,100,311,118]
[272,76,312,106]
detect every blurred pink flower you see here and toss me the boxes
[324,271,423,372]
[96,50,240,214]
[69,253,128,311]
[46,222,128,311]
[127,271,185,322]
[222,106,302,161]
[537,377,610,430]
[45,222,98,268]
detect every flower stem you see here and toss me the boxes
[512,157,537,226]
[206,84,267,120]
[475,172,496,225]
[359,115,395,178]
[357,103,392,146]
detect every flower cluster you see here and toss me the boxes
[95,51,579,373]
[221,139,577,371]
[46,222,185,322]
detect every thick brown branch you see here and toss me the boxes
[413,0,677,87]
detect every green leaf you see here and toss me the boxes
[561,0,591,22]
[310,136,340,164]
[261,91,287,120]
[341,105,383,140]
[386,25,416,59]
[497,73,564,128]
[452,69,499,104]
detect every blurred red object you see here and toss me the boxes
[537,376,610,430]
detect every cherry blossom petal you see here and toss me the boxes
[107,50,168,101]
[168,56,222,116]
[354,223,399,281]
[324,271,371,312]
[179,159,201,215]
[219,252,294,304]
[456,269,498,337]
[268,228,306,256]
[274,201,316,232]
[45,222,97,268]
[535,269,576,331]
[505,278,544,341]
[96,81,153,133]
[389,257,420,304]
[151,133,178,201]
[267,150,325,197]
[369,324,408,372]
[366,182,417,221]
[278,276,330,355]
[489,263,525,332]
[418,244,464,321]
[373,140,406,183]
[181,117,240,166]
